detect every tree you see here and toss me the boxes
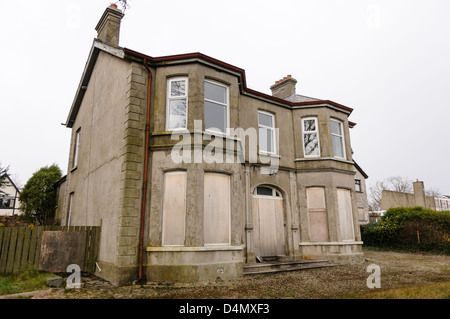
[19,164,62,225]
[0,162,9,195]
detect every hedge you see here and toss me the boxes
[361,207,450,254]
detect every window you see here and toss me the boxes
[337,189,355,241]
[167,77,188,130]
[302,117,320,157]
[67,193,74,227]
[204,80,229,133]
[255,186,281,197]
[355,179,362,192]
[204,173,230,245]
[306,188,328,242]
[0,197,14,209]
[258,111,276,154]
[162,172,186,246]
[72,129,81,168]
[331,119,345,159]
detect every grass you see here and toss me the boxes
[344,282,450,299]
[0,267,55,296]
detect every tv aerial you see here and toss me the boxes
[114,0,131,15]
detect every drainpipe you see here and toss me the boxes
[138,59,152,281]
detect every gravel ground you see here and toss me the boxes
[36,249,449,299]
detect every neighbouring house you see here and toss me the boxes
[353,160,369,225]
[435,195,450,211]
[0,174,22,217]
[381,180,439,211]
[55,5,365,285]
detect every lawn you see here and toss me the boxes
[0,267,55,296]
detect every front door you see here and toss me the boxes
[252,186,286,257]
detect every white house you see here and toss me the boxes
[0,174,23,216]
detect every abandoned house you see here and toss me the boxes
[56,5,365,285]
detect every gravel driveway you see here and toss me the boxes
[37,249,449,299]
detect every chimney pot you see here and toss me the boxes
[270,75,298,99]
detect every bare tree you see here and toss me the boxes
[368,176,413,211]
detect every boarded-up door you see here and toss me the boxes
[252,187,285,257]
[337,189,355,241]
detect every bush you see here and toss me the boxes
[361,207,450,254]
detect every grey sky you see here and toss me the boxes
[1,0,449,195]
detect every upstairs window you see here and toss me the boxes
[167,77,188,130]
[355,179,362,192]
[72,129,81,168]
[204,80,229,134]
[302,117,320,157]
[258,111,276,154]
[331,119,345,159]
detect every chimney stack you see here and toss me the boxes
[270,75,297,99]
[95,4,124,47]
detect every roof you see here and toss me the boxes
[353,160,369,179]
[66,40,355,128]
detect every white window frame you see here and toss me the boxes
[72,129,81,168]
[166,77,188,131]
[204,80,229,135]
[330,118,346,159]
[258,110,277,155]
[67,192,74,227]
[355,179,362,192]
[302,117,320,157]
[253,186,282,198]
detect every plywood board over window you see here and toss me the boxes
[162,172,186,246]
[204,173,230,245]
[337,189,355,241]
[306,188,328,242]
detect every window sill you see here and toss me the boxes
[294,157,353,165]
[70,166,78,173]
[146,245,245,252]
[258,152,280,159]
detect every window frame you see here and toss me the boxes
[257,110,277,155]
[67,192,74,227]
[330,118,346,159]
[72,128,81,169]
[355,179,362,192]
[302,117,320,158]
[204,80,230,135]
[166,77,189,131]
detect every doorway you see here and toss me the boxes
[252,186,286,257]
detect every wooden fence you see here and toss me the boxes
[0,226,101,274]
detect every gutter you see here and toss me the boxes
[138,59,152,282]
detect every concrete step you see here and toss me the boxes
[243,258,336,276]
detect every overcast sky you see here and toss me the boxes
[1,0,449,196]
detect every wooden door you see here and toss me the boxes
[252,188,285,257]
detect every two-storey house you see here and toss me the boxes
[56,5,364,285]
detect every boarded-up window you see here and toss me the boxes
[162,172,186,246]
[204,173,230,245]
[307,188,328,242]
[337,189,355,241]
